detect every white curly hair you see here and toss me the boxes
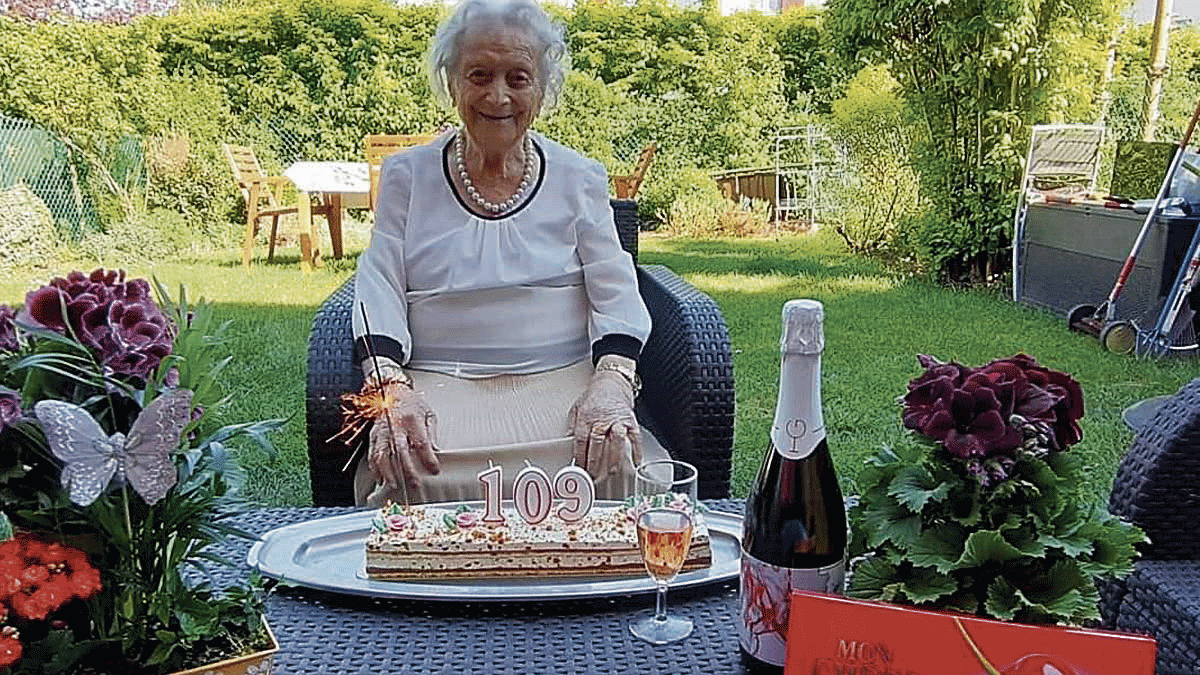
[426,0,569,115]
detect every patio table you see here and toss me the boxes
[222,500,760,674]
[282,162,370,264]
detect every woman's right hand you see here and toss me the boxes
[367,381,440,503]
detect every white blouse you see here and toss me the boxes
[353,132,651,378]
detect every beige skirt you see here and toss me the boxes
[354,360,670,506]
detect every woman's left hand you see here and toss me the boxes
[569,357,643,479]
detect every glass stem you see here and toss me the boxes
[654,581,668,622]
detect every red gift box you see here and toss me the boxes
[784,591,1156,675]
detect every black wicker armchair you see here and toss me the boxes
[305,199,735,505]
[1103,376,1200,675]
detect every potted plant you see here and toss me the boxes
[0,269,284,674]
[847,354,1145,625]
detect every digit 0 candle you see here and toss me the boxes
[513,463,553,524]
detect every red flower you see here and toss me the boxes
[27,585,69,621]
[68,565,101,598]
[0,535,101,621]
[19,565,48,587]
[0,574,19,600]
[12,591,54,621]
[901,355,972,431]
[917,384,1022,459]
[0,633,21,669]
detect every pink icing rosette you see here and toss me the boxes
[455,511,481,528]
[385,514,412,532]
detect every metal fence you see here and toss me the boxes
[0,114,158,243]
[0,114,102,240]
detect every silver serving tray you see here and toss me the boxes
[247,502,743,601]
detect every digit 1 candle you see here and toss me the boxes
[513,463,553,524]
[477,463,505,524]
[553,464,595,522]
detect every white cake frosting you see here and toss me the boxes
[365,500,712,580]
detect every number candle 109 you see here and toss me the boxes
[477,463,596,524]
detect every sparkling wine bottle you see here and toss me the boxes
[739,299,847,671]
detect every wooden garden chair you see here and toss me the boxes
[223,143,330,268]
[611,141,657,199]
[364,134,437,210]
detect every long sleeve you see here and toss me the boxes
[573,159,651,361]
[353,154,413,366]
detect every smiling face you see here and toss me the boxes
[451,23,543,157]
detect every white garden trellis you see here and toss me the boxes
[773,125,849,227]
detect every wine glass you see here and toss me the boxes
[629,459,698,645]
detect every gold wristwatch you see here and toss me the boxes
[595,355,642,396]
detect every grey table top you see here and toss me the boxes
[224,499,761,675]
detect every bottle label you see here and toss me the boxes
[771,417,823,460]
[738,552,845,667]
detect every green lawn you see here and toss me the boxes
[2,228,1194,507]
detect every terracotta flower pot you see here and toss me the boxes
[168,621,279,675]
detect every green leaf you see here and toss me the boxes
[16,629,88,675]
[145,640,179,667]
[909,523,967,573]
[1038,522,1094,558]
[1079,511,1146,578]
[863,497,922,549]
[990,520,1047,558]
[865,443,904,468]
[946,483,983,528]
[984,576,1022,621]
[847,555,905,602]
[853,464,890,494]
[196,417,287,455]
[1012,455,1064,521]
[985,561,1100,624]
[898,567,960,603]
[887,464,951,513]
[957,529,1032,567]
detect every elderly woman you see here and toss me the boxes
[352,0,669,505]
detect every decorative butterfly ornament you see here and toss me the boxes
[34,389,193,506]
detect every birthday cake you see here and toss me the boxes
[364,501,713,580]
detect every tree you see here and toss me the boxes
[825,0,1123,283]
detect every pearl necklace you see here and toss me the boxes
[455,133,535,214]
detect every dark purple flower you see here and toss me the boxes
[0,387,20,433]
[971,354,1084,450]
[901,353,1085,461]
[0,306,17,353]
[917,384,1020,458]
[16,269,175,381]
[902,355,974,431]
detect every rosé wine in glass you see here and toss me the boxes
[636,509,694,582]
[629,459,698,645]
